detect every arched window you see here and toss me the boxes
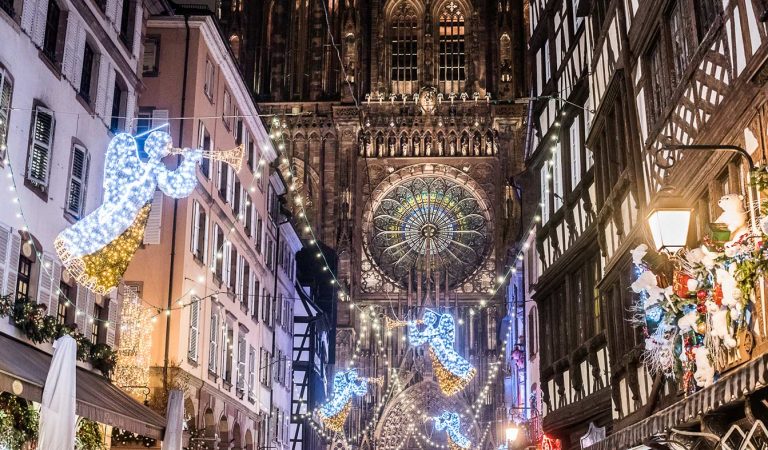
[229,34,241,62]
[438,1,466,93]
[500,33,512,82]
[390,2,418,94]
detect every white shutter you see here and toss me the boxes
[124,89,136,130]
[0,226,9,295]
[152,109,169,129]
[71,22,86,89]
[27,107,54,187]
[20,0,37,33]
[235,255,243,299]
[237,333,246,389]
[188,297,199,361]
[85,290,95,328]
[570,119,581,188]
[190,201,199,256]
[221,241,231,283]
[106,0,118,25]
[102,66,116,120]
[131,2,142,56]
[62,15,79,82]
[106,289,118,346]
[66,146,88,217]
[202,212,209,263]
[32,0,49,47]
[36,253,56,313]
[5,232,20,300]
[143,191,163,245]
[226,167,234,204]
[75,284,88,330]
[208,311,218,373]
[94,59,110,118]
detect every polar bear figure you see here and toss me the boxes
[715,194,748,234]
[709,309,737,348]
[693,346,715,387]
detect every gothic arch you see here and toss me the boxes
[232,422,242,450]
[218,415,229,450]
[244,429,254,450]
[203,407,216,442]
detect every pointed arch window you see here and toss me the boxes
[390,2,418,95]
[438,1,466,93]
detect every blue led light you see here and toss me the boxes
[407,311,476,394]
[318,369,370,430]
[434,411,471,449]
[55,132,202,293]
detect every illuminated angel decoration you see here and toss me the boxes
[55,131,203,294]
[433,411,471,450]
[406,311,476,395]
[318,369,373,432]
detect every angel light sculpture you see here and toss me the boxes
[433,411,471,450]
[402,311,476,395]
[55,131,203,294]
[318,369,376,432]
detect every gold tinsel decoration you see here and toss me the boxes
[430,348,477,396]
[319,401,352,433]
[448,441,465,450]
[57,204,151,295]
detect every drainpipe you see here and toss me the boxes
[163,12,191,394]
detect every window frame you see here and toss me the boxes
[142,35,160,77]
[27,104,55,190]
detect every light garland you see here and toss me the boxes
[113,289,154,398]
[55,131,203,294]
[404,311,476,396]
[317,369,375,432]
[433,411,471,450]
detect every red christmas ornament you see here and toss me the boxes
[714,284,723,306]
[696,303,707,314]
[696,290,707,301]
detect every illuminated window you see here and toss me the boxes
[390,2,418,95]
[438,1,466,93]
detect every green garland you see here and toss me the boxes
[0,295,117,377]
[0,393,38,449]
[76,418,106,450]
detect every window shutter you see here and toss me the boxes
[94,59,110,119]
[152,109,169,129]
[103,68,116,121]
[21,0,37,33]
[235,255,243,299]
[125,88,136,128]
[190,201,199,256]
[67,146,88,217]
[75,283,88,330]
[106,0,118,25]
[62,15,79,82]
[188,296,199,361]
[72,21,86,89]
[570,119,581,188]
[32,0,49,47]
[202,212,209,263]
[106,289,118,346]
[237,333,246,390]
[143,191,163,245]
[36,253,56,313]
[0,226,9,294]
[28,107,55,187]
[226,167,234,204]
[131,2,142,56]
[208,311,218,373]
[4,233,20,300]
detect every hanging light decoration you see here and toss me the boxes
[317,369,380,432]
[433,411,471,450]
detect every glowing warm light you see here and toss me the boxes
[55,132,203,294]
[318,370,375,432]
[114,290,154,399]
[647,208,692,253]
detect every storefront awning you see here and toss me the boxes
[0,334,166,440]
[587,353,768,449]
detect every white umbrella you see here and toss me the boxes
[163,389,184,450]
[37,335,77,450]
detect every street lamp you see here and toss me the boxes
[505,425,520,443]
[650,141,758,253]
[646,193,692,254]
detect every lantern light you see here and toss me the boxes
[646,189,692,253]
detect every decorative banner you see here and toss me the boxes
[318,369,375,433]
[433,411,471,450]
[405,311,476,396]
[55,132,203,294]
